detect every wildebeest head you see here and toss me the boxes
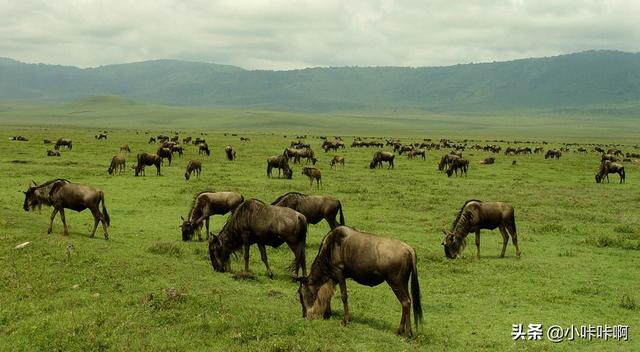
[184,170,191,180]
[208,234,230,272]
[22,181,39,212]
[180,216,195,241]
[442,230,463,259]
[369,160,377,169]
[595,173,602,183]
[295,276,315,318]
[283,167,293,179]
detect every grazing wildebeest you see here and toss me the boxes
[595,161,625,183]
[302,167,322,188]
[119,144,131,153]
[134,153,162,176]
[54,138,73,150]
[442,200,520,259]
[438,153,460,171]
[295,226,422,337]
[577,147,588,154]
[267,155,292,179]
[533,147,544,154]
[170,145,184,156]
[43,139,52,144]
[446,158,469,177]
[180,191,244,241]
[183,136,192,144]
[156,147,173,166]
[369,151,395,169]
[148,137,156,144]
[330,155,345,169]
[480,157,495,165]
[23,179,110,239]
[184,160,202,180]
[47,150,61,157]
[271,192,344,229]
[208,199,308,278]
[407,149,426,160]
[545,149,562,159]
[224,145,236,161]
[198,143,211,156]
[96,133,107,140]
[108,155,125,175]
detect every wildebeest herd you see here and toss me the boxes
[14,131,637,338]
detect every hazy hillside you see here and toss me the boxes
[1,50,639,114]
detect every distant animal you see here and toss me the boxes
[198,143,211,156]
[47,150,61,157]
[208,199,308,278]
[446,158,469,177]
[302,167,322,188]
[545,149,562,159]
[43,139,52,144]
[512,160,517,166]
[369,151,395,169]
[442,200,520,259]
[480,157,495,165]
[267,155,292,179]
[271,192,344,229]
[330,156,345,169]
[438,153,459,171]
[295,226,422,337]
[595,161,625,183]
[22,179,110,239]
[156,147,173,166]
[224,145,236,161]
[108,155,125,175]
[601,154,619,163]
[184,160,202,180]
[95,133,107,140]
[183,137,192,144]
[54,138,73,151]
[134,153,162,176]
[180,191,244,241]
[407,149,426,160]
[120,144,131,153]
[240,137,251,141]
[11,136,29,141]
[148,137,156,144]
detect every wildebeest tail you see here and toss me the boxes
[100,191,110,226]
[288,215,307,275]
[410,249,423,327]
[338,202,345,226]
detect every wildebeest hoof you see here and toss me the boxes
[104,234,109,240]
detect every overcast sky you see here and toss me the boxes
[1,0,639,70]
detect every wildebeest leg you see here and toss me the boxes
[391,281,412,336]
[337,276,350,326]
[499,226,510,257]
[90,208,100,237]
[243,244,251,273]
[475,230,481,259]
[59,208,69,236]
[258,244,273,279]
[508,227,521,257]
[48,208,59,234]
[204,216,210,241]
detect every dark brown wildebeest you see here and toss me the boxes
[198,143,210,156]
[134,153,162,176]
[480,157,495,165]
[156,147,173,166]
[322,141,339,153]
[148,137,156,144]
[369,151,395,169]
[43,139,52,144]
[442,200,520,259]
[95,133,107,140]
[577,147,588,154]
[330,155,345,169]
[171,135,179,143]
[607,148,623,157]
[267,155,292,179]
[47,150,61,157]
[295,226,422,337]
[224,145,236,161]
[398,145,414,155]
[108,155,125,175]
[302,167,322,188]
[595,161,625,183]
[545,149,562,159]
[180,191,244,241]
[120,144,131,153]
[54,138,73,150]
[171,145,184,157]
[407,149,426,160]
[296,148,317,165]
[184,160,202,180]
[438,153,459,171]
[240,137,251,141]
[161,141,176,149]
[534,147,544,154]
[601,154,619,163]
[446,158,469,177]
[183,136,192,144]
[271,192,344,229]
[23,179,110,239]
[208,199,308,278]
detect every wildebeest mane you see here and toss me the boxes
[219,199,265,254]
[451,199,481,230]
[310,230,344,283]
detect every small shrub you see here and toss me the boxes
[620,294,637,311]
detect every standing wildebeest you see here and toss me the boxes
[108,155,125,175]
[180,191,244,241]
[54,138,73,151]
[545,149,562,159]
[23,179,110,239]
[120,144,131,153]
[271,192,344,229]
[170,145,184,157]
[199,143,211,156]
[302,167,322,188]
[295,226,422,337]
[442,200,520,259]
[156,147,173,166]
[47,150,61,157]
[369,151,395,169]
[407,149,426,160]
[595,161,625,183]
[446,158,469,177]
[330,155,345,169]
[224,145,236,161]
[134,153,162,176]
[184,160,202,180]
[208,199,308,278]
[148,137,156,144]
[183,136,192,144]
[267,155,292,179]
[96,133,107,140]
[438,153,460,171]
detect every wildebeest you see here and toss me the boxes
[198,143,211,156]
[407,149,426,160]
[369,151,395,169]
[119,144,131,153]
[302,167,322,188]
[224,145,236,161]
[22,179,110,239]
[480,157,495,165]
[267,155,292,179]
[184,160,202,180]
[595,161,625,183]
[240,137,251,141]
[171,145,184,156]
[108,155,125,175]
[208,199,308,278]
[11,136,29,141]
[180,191,244,241]
[156,147,173,166]
[134,153,162,176]
[295,226,422,337]
[601,154,619,163]
[545,149,562,159]
[54,138,73,150]
[43,139,52,144]
[95,133,107,140]
[183,136,192,144]
[442,200,520,259]
[607,148,623,157]
[438,153,460,171]
[271,192,344,229]
[446,158,469,177]
[330,155,345,169]
[148,137,156,144]
[47,150,61,157]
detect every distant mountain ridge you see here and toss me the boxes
[1,50,639,114]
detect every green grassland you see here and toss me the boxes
[1,113,640,351]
